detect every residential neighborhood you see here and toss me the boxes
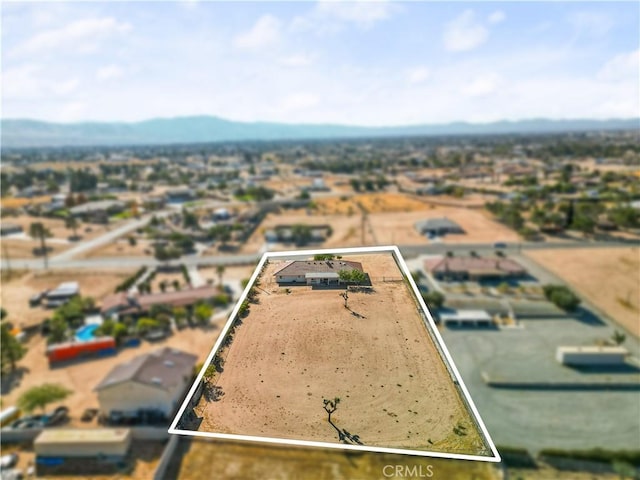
[1,0,640,478]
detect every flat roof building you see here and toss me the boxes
[556,346,629,366]
[440,310,493,327]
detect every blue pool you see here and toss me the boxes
[75,324,99,342]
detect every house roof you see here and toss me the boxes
[69,200,125,215]
[274,260,363,277]
[101,285,217,314]
[47,281,80,298]
[94,347,197,392]
[415,217,463,232]
[425,256,526,275]
[35,428,131,445]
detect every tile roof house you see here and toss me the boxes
[101,285,216,317]
[94,347,197,417]
[425,256,526,281]
[274,260,364,286]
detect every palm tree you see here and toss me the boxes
[216,265,225,286]
[65,216,80,240]
[29,222,52,269]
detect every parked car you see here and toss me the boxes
[46,406,69,426]
[81,408,98,422]
[0,453,18,470]
[29,289,48,307]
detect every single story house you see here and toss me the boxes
[100,285,217,317]
[415,217,464,236]
[425,256,526,281]
[69,200,126,223]
[0,222,23,236]
[45,281,80,308]
[94,347,197,418]
[274,260,364,286]
[165,188,195,203]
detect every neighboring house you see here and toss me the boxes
[69,200,126,223]
[415,217,465,236]
[94,347,197,418]
[425,256,526,281]
[100,285,217,317]
[45,281,80,308]
[0,222,23,236]
[165,188,195,203]
[274,260,364,286]
[264,224,331,244]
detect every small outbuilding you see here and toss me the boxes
[440,310,493,327]
[35,428,131,459]
[556,346,629,366]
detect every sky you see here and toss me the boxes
[1,1,639,126]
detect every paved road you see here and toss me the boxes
[50,210,174,262]
[2,238,638,271]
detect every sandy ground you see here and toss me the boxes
[525,247,640,338]
[242,201,520,251]
[169,438,499,480]
[81,237,155,259]
[195,253,488,456]
[1,215,114,260]
[0,269,134,329]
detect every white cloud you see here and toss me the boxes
[597,49,639,81]
[407,66,431,84]
[279,53,314,67]
[291,0,397,34]
[462,73,501,97]
[314,0,396,29]
[1,64,43,99]
[488,10,505,25]
[281,92,320,111]
[568,11,613,38]
[234,15,282,51]
[97,65,125,81]
[11,17,132,57]
[443,10,489,52]
[50,78,80,96]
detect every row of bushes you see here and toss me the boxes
[115,267,148,293]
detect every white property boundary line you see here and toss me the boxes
[169,245,501,463]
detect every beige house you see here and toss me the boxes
[95,347,197,418]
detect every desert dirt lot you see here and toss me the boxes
[168,438,499,480]
[0,269,135,329]
[1,215,114,260]
[81,237,155,259]
[525,247,640,338]
[242,196,519,251]
[194,253,489,456]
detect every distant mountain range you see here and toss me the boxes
[1,116,638,148]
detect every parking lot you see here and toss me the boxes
[442,317,640,452]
